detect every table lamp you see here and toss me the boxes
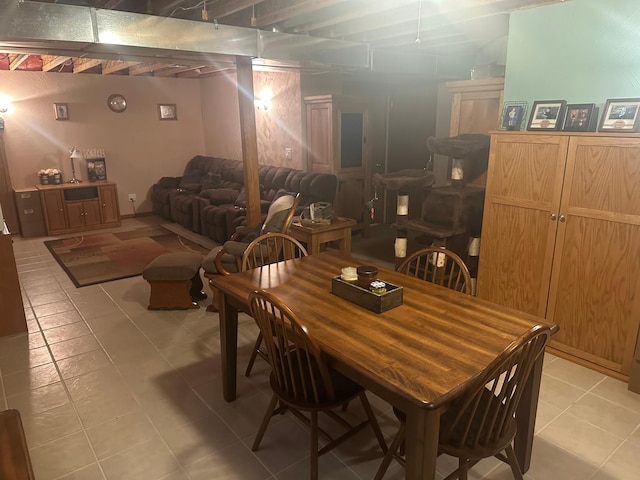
[68,147,83,184]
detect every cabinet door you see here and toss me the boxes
[99,185,120,224]
[41,190,67,232]
[306,102,333,174]
[547,136,640,374]
[66,202,85,228]
[82,200,102,227]
[476,134,569,317]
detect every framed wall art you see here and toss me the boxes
[86,158,107,181]
[500,102,528,131]
[54,103,69,121]
[563,103,598,132]
[527,100,566,131]
[598,98,640,132]
[158,103,177,120]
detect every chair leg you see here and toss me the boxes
[245,332,264,377]
[504,444,524,480]
[252,394,279,451]
[311,411,319,480]
[374,421,405,480]
[359,392,387,453]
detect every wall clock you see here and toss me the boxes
[107,94,127,113]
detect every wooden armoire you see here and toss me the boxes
[304,95,370,233]
[477,132,640,380]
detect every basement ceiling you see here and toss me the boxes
[0,0,570,78]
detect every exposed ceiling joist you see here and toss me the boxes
[9,54,29,70]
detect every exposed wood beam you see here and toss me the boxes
[177,65,225,78]
[102,60,139,74]
[73,58,103,73]
[156,0,193,16]
[207,0,263,20]
[256,0,348,28]
[41,55,71,72]
[9,54,29,70]
[154,65,206,77]
[128,62,170,75]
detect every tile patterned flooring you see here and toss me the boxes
[2,218,640,479]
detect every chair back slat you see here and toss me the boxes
[396,247,472,295]
[440,324,551,450]
[242,233,308,271]
[249,290,336,403]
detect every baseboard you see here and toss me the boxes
[121,211,154,220]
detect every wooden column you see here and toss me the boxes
[235,56,261,227]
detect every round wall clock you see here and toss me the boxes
[107,94,127,113]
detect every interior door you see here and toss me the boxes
[476,133,569,317]
[547,136,640,374]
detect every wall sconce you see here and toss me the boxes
[0,97,10,131]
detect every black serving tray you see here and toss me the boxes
[330,276,403,313]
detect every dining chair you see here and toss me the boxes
[201,193,301,311]
[249,289,388,480]
[243,232,308,376]
[396,246,472,295]
[374,323,552,480]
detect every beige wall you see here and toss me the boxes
[0,70,206,215]
[1,68,307,220]
[200,69,304,170]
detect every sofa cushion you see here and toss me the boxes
[201,173,222,190]
[200,188,239,205]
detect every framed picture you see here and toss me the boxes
[527,100,567,130]
[158,103,177,120]
[54,103,69,121]
[598,98,640,132]
[86,158,107,182]
[500,102,528,131]
[563,103,599,132]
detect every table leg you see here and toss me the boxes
[404,408,440,480]
[309,236,321,255]
[514,351,544,472]
[341,227,352,255]
[219,291,238,402]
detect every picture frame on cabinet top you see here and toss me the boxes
[598,98,640,132]
[500,102,528,131]
[562,103,599,132]
[527,100,566,130]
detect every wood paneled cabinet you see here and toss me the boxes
[37,182,120,235]
[0,231,27,337]
[305,95,370,233]
[446,78,504,137]
[477,132,640,378]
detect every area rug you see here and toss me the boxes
[44,225,211,287]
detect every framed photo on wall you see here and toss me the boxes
[86,158,107,182]
[158,103,177,120]
[54,103,69,121]
[563,103,598,132]
[500,102,528,131]
[527,100,567,130]
[598,98,640,132]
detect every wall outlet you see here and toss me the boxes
[284,147,292,160]
[128,193,136,202]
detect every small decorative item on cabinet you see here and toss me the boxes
[37,168,62,185]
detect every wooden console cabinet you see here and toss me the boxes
[477,132,640,379]
[0,229,27,337]
[36,181,120,235]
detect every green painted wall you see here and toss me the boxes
[504,0,640,110]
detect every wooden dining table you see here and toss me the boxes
[210,252,557,480]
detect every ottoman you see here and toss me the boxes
[142,252,206,310]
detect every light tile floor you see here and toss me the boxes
[2,218,640,479]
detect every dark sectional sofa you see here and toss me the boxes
[151,155,338,244]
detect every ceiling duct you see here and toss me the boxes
[0,0,370,70]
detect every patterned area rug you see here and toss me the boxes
[44,225,211,287]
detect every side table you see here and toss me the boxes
[289,217,356,255]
